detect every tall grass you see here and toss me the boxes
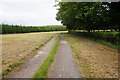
[32,34,60,79]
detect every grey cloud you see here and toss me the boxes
[0,0,61,26]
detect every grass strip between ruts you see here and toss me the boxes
[32,33,60,79]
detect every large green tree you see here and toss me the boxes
[56,2,120,32]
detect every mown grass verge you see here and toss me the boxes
[2,34,55,78]
[32,34,60,79]
[94,39,119,49]
[68,31,120,49]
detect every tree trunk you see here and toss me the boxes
[88,29,90,33]
[118,29,120,32]
[73,28,76,31]
[114,29,117,32]
[111,29,113,32]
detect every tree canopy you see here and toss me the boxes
[56,2,120,32]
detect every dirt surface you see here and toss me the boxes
[2,32,57,71]
[48,34,80,78]
[65,34,118,78]
[7,34,58,78]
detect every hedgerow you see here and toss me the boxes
[1,24,66,34]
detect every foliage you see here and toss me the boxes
[56,2,120,32]
[1,24,66,34]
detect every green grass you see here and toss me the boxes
[95,39,120,49]
[83,36,120,49]
[32,34,60,79]
[9,62,23,68]
[68,31,120,49]
[2,61,23,77]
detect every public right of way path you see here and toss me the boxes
[48,34,81,78]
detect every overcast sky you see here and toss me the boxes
[0,0,62,26]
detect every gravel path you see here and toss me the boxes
[48,34,80,78]
[7,34,58,78]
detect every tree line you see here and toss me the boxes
[1,24,66,34]
[56,2,120,32]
